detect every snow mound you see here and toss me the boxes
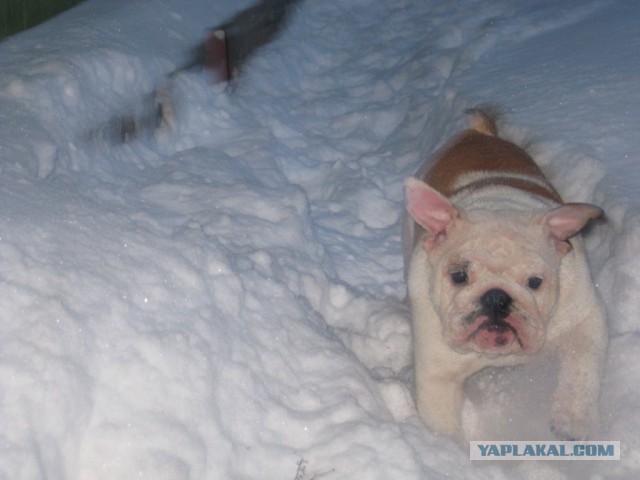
[0,0,638,478]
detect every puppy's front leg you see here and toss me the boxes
[415,371,465,438]
[551,313,607,440]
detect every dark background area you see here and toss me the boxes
[1,0,84,40]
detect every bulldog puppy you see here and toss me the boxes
[403,109,607,441]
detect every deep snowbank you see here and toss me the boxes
[0,0,638,479]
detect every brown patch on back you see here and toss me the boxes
[421,130,563,203]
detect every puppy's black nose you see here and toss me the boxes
[480,289,512,318]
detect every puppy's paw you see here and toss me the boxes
[550,420,580,441]
[550,402,590,441]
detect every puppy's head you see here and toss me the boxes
[405,178,602,356]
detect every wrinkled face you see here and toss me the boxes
[426,216,561,356]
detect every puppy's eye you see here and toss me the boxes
[527,276,543,290]
[450,271,468,285]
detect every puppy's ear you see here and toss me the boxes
[405,177,458,250]
[541,203,603,255]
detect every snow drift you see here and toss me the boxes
[0,0,638,478]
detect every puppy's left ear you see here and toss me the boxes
[541,203,603,255]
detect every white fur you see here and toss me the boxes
[405,150,607,441]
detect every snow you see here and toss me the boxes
[0,0,638,478]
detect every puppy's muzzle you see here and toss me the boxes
[455,287,528,353]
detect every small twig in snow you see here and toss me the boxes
[293,457,307,480]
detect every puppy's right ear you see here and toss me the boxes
[405,177,458,250]
[540,203,604,255]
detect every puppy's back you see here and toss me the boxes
[419,110,562,203]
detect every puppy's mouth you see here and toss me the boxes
[452,288,531,354]
[467,315,524,350]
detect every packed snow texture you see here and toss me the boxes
[0,0,638,478]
